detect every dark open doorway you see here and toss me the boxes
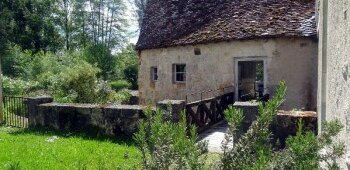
[237,60,265,101]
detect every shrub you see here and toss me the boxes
[95,80,121,104]
[220,81,345,170]
[115,44,138,89]
[2,76,38,96]
[56,62,100,103]
[115,89,132,104]
[110,80,132,91]
[134,109,208,170]
[221,81,287,170]
[123,64,138,90]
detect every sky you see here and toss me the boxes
[125,0,140,44]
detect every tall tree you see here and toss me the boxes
[134,0,146,28]
[56,0,127,51]
[0,0,63,53]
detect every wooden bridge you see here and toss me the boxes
[185,87,235,132]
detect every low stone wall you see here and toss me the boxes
[233,101,318,147]
[272,110,318,147]
[27,97,148,137]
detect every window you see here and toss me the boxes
[173,64,186,83]
[151,67,158,81]
[194,48,201,55]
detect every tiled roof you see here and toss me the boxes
[136,0,316,50]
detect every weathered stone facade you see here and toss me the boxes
[139,38,318,110]
[318,0,350,167]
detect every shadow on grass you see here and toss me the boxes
[3,125,136,146]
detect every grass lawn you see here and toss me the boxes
[0,126,141,170]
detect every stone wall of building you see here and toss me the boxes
[318,0,350,167]
[139,37,318,110]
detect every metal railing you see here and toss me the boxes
[3,96,29,128]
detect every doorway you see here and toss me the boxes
[235,58,267,101]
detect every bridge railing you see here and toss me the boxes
[185,87,235,132]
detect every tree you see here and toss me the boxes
[0,0,63,53]
[55,0,128,51]
[134,0,147,28]
[115,44,138,89]
[84,44,116,80]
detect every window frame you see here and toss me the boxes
[150,66,158,81]
[172,64,186,83]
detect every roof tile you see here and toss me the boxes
[136,0,317,50]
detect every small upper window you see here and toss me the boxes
[173,64,186,83]
[194,48,201,55]
[151,67,158,81]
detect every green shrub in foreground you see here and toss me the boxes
[134,109,208,170]
[221,81,345,170]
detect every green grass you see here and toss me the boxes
[0,126,141,170]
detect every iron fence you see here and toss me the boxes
[3,96,29,128]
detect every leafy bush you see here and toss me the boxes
[123,64,138,90]
[220,81,346,170]
[1,43,138,104]
[134,109,208,170]
[2,76,38,96]
[95,80,123,104]
[110,80,132,91]
[115,44,138,89]
[56,62,100,103]
[115,89,132,103]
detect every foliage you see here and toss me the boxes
[115,89,133,104]
[0,0,128,53]
[0,0,63,53]
[1,45,33,77]
[55,0,127,51]
[134,109,208,170]
[221,81,287,170]
[111,80,132,91]
[1,44,137,104]
[124,64,139,90]
[220,81,346,170]
[2,76,38,96]
[115,44,139,89]
[0,0,138,104]
[0,126,141,169]
[55,62,100,103]
[84,44,117,80]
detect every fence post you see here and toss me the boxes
[26,96,53,127]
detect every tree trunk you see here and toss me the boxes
[104,6,109,44]
[101,0,104,44]
[90,0,96,44]
[97,0,102,43]
[64,0,70,50]
[108,4,114,48]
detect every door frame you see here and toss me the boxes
[234,56,268,101]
